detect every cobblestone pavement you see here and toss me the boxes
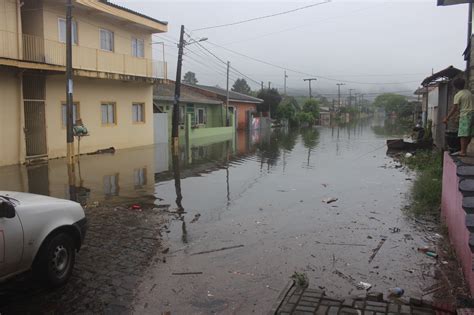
[274,282,456,315]
[0,200,167,314]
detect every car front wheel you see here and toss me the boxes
[34,232,76,287]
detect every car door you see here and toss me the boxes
[0,208,23,277]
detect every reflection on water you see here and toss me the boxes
[0,118,404,207]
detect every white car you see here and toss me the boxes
[0,191,87,287]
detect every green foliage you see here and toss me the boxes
[231,78,251,95]
[183,71,198,85]
[257,88,282,117]
[399,151,442,216]
[302,99,320,116]
[276,96,300,126]
[296,112,314,125]
[373,93,413,117]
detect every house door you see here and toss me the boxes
[23,75,47,158]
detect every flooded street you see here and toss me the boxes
[0,118,445,314]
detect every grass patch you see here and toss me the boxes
[399,150,442,216]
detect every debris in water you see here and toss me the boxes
[405,153,413,158]
[161,248,169,254]
[389,227,400,233]
[388,287,405,298]
[315,241,366,247]
[322,197,338,204]
[291,272,309,288]
[425,251,438,259]
[368,238,386,263]
[172,272,203,275]
[190,213,201,223]
[131,204,142,210]
[322,184,328,187]
[191,244,244,256]
[356,282,372,290]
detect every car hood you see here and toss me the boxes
[0,191,80,209]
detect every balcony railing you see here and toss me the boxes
[0,30,166,79]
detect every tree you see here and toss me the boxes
[373,93,413,117]
[302,99,320,117]
[257,88,282,117]
[276,96,300,126]
[232,78,251,95]
[183,71,198,85]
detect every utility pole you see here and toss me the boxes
[226,61,230,126]
[66,0,74,165]
[172,25,185,152]
[303,78,317,99]
[261,81,264,91]
[336,83,345,109]
[268,81,271,89]
[349,89,354,107]
[284,70,288,95]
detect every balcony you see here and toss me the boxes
[0,30,166,79]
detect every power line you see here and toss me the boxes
[192,0,331,31]
[204,41,420,86]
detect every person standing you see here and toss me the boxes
[443,77,474,156]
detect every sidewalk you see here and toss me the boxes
[273,282,455,315]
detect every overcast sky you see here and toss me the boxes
[118,0,468,99]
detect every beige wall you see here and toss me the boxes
[43,2,153,59]
[0,70,21,166]
[0,0,20,59]
[45,75,154,159]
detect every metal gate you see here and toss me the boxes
[23,74,47,158]
[154,113,169,143]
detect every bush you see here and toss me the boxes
[400,151,442,216]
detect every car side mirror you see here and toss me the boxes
[0,201,16,219]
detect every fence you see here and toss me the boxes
[0,30,166,79]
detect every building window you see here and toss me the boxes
[101,103,116,125]
[61,102,79,127]
[132,103,145,123]
[132,37,144,58]
[58,18,78,45]
[100,29,114,51]
[103,173,119,197]
[196,108,206,124]
[133,168,147,189]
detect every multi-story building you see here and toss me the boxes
[0,0,168,166]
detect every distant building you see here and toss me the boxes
[417,66,463,148]
[187,85,264,130]
[0,0,167,166]
[153,81,234,143]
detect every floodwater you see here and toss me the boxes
[0,117,443,314]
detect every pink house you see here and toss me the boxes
[441,152,474,295]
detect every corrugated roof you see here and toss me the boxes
[99,0,168,26]
[192,84,264,104]
[154,82,223,105]
[421,65,463,86]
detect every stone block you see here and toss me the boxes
[410,298,423,307]
[293,311,313,315]
[343,299,355,307]
[365,305,386,313]
[296,305,317,313]
[301,296,321,303]
[289,295,301,304]
[364,311,374,315]
[388,303,400,313]
[366,292,384,302]
[400,305,411,314]
[320,299,343,306]
[412,307,435,315]
[299,300,319,308]
[354,301,365,309]
[316,305,329,315]
[340,307,362,314]
[328,306,340,315]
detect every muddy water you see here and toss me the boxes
[0,117,440,314]
[134,118,440,314]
